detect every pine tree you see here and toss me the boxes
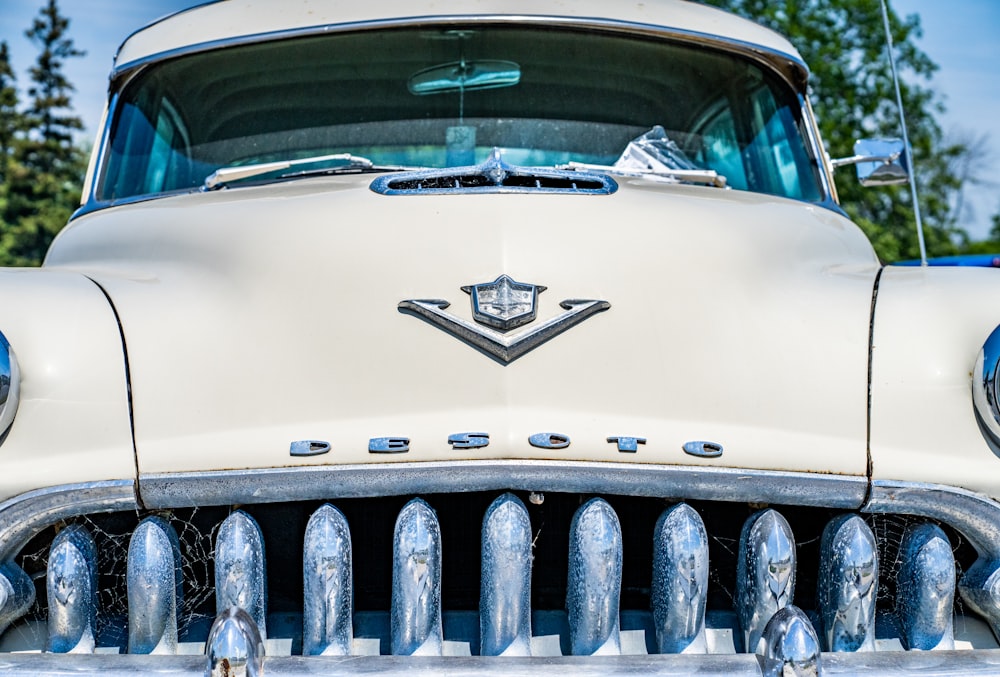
[0,42,19,184]
[0,0,86,267]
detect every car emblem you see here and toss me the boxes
[461,275,544,331]
[399,275,609,364]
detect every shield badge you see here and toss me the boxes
[461,275,546,332]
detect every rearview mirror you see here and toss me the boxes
[408,59,521,95]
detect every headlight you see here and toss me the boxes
[0,331,18,442]
[973,325,1000,446]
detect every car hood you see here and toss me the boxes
[49,175,880,478]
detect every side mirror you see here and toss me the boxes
[831,138,909,187]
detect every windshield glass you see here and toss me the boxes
[99,25,823,202]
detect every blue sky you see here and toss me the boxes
[0,0,998,239]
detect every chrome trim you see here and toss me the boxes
[737,509,796,654]
[0,480,137,561]
[480,493,533,656]
[864,480,1000,647]
[462,274,545,332]
[896,523,955,651]
[140,462,868,509]
[369,437,410,453]
[566,498,622,656]
[863,480,1000,559]
[399,298,610,364]
[302,504,353,656]
[370,150,617,196]
[47,525,97,654]
[206,607,265,677]
[86,15,810,216]
[289,440,330,457]
[800,93,842,209]
[127,517,181,655]
[215,511,268,638]
[682,441,723,459]
[8,652,1000,676]
[973,324,1000,448]
[528,433,571,450]
[817,515,877,652]
[651,503,708,654]
[759,606,821,677]
[607,436,645,453]
[75,91,119,217]
[391,498,443,656]
[448,432,490,450]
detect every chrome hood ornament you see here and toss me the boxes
[400,275,609,363]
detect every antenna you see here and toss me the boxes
[880,0,928,266]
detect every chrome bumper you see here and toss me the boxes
[3,651,1000,677]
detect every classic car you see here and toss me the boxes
[0,0,999,675]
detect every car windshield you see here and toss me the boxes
[98,24,824,202]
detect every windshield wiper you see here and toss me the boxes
[203,153,404,190]
[562,161,727,187]
[560,125,727,188]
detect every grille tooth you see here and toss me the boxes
[480,493,533,656]
[215,511,267,638]
[46,525,97,653]
[759,605,821,675]
[302,504,353,656]
[897,523,956,650]
[206,606,265,677]
[651,503,708,654]
[0,562,33,640]
[737,509,796,653]
[566,498,622,655]
[391,498,443,656]
[127,516,181,654]
[818,514,878,652]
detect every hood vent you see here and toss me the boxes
[371,148,617,196]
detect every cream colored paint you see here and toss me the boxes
[47,176,878,479]
[0,270,135,501]
[870,266,1000,498]
[115,0,801,73]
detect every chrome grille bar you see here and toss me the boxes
[302,504,353,656]
[736,509,796,654]
[215,511,267,639]
[896,523,955,651]
[46,525,97,654]
[566,498,623,656]
[817,515,877,652]
[127,516,181,654]
[390,498,443,656]
[480,493,532,657]
[651,503,708,654]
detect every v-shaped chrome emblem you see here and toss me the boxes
[399,275,609,364]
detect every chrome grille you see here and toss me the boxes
[1,492,983,668]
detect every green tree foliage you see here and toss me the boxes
[0,0,86,267]
[699,0,965,262]
[0,42,19,175]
